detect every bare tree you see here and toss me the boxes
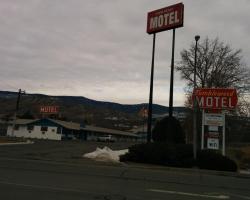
[176,37,250,116]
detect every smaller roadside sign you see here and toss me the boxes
[207,138,219,150]
[208,125,219,132]
[204,113,223,126]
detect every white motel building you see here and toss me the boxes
[6,118,138,141]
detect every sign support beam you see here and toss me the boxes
[169,29,175,117]
[147,33,156,143]
[222,111,226,155]
[146,3,184,142]
[201,109,205,149]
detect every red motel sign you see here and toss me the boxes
[193,88,238,110]
[40,106,59,114]
[147,3,184,34]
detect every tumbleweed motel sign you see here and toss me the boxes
[146,3,184,142]
[193,88,238,155]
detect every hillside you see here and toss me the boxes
[0,91,187,130]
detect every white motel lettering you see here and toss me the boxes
[40,106,58,113]
[150,11,180,29]
[196,96,234,109]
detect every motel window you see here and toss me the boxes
[41,126,48,132]
[27,125,34,131]
[14,125,19,130]
[57,127,62,134]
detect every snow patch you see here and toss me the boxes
[83,147,128,163]
[240,170,250,175]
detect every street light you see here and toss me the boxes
[194,35,200,87]
[193,35,200,159]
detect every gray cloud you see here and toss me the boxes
[0,0,249,106]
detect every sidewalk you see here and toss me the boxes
[0,140,34,146]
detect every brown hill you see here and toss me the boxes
[0,91,171,130]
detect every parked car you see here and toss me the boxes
[97,135,115,142]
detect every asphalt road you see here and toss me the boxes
[0,140,250,200]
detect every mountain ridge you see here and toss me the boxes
[0,90,188,130]
[0,90,188,113]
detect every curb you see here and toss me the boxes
[0,141,34,146]
[1,155,250,179]
[122,161,250,179]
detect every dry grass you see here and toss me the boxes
[241,146,250,155]
[228,145,250,169]
[0,136,26,144]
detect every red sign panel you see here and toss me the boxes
[40,106,59,114]
[193,88,238,110]
[147,3,184,34]
[139,107,148,117]
[204,132,220,139]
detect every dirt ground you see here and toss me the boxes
[228,145,250,169]
[0,136,27,143]
[0,137,138,164]
[1,136,249,170]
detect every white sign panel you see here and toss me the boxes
[208,125,219,132]
[204,113,223,126]
[207,138,219,150]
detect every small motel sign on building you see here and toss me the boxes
[40,106,59,114]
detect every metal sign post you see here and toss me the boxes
[222,111,226,155]
[201,109,205,149]
[146,3,184,140]
[147,33,156,142]
[168,28,175,117]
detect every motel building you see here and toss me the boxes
[5,118,138,141]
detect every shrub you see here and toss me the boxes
[120,142,194,168]
[152,116,185,143]
[196,150,238,172]
[120,144,238,172]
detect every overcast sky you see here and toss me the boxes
[0,0,249,106]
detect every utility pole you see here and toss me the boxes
[11,89,25,136]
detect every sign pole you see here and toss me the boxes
[222,111,226,155]
[201,109,205,149]
[147,33,156,143]
[169,28,175,117]
[146,3,184,141]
